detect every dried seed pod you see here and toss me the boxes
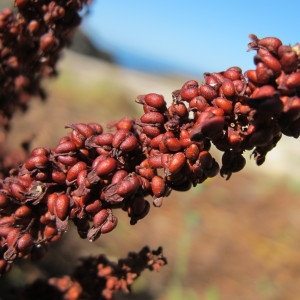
[10,182,26,201]
[199,84,218,101]
[55,194,70,221]
[90,133,114,147]
[167,152,186,175]
[14,205,32,219]
[55,140,77,154]
[95,157,118,177]
[180,87,199,101]
[100,214,118,234]
[25,154,49,170]
[223,68,241,81]
[144,93,166,109]
[93,209,109,227]
[51,170,67,184]
[116,174,140,197]
[151,175,166,197]
[220,80,236,98]
[285,73,300,89]
[120,134,139,152]
[16,233,33,253]
[140,112,165,124]
[57,155,78,167]
[213,97,233,114]
[66,161,87,183]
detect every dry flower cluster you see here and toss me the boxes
[0,1,299,299]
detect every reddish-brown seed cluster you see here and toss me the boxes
[0,0,90,128]
[4,246,166,300]
[0,35,299,277]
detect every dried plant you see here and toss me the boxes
[0,1,299,299]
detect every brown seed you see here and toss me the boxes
[92,133,114,147]
[66,161,87,183]
[199,84,218,101]
[258,37,282,54]
[260,54,282,77]
[25,154,48,170]
[180,87,199,101]
[55,141,77,154]
[140,112,165,124]
[88,122,103,134]
[213,97,233,114]
[55,194,70,221]
[100,214,118,234]
[111,170,129,184]
[280,51,298,73]
[0,193,9,208]
[220,80,236,98]
[17,233,33,253]
[144,93,166,109]
[10,183,26,201]
[93,209,109,227]
[165,137,182,152]
[151,175,166,197]
[57,155,78,167]
[168,152,186,174]
[31,147,49,157]
[185,144,200,162]
[6,228,20,248]
[182,80,199,89]
[51,170,67,184]
[14,205,32,219]
[69,123,95,139]
[142,125,161,138]
[120,134,139,152]
[251,85,276,98]
[116,174,140,197]
[244,69,258,84]
[223,68,241,81]
[95,157,118,177]
[285,73,300,89]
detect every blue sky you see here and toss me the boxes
[82,0,299,76]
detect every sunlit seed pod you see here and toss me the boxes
[180,87,199,101]
[100,214,118,234]
[244,69,259,84]
[93,208,109,227]
[149,133,164,149]
[51,170,67,184]
[110,117,135,131]
[182,80,199,89]
[25,154,49,170]
[95,157,118,177]
[120,134,139,152]
[213,97,233,114]
[233,79,246,95]
[57,155,78,167]
[112,129,129,148]
[199,84,218,101]
[136,166,156,180]
[260,54,282,77]
[140,112,165,124]
[204,74,220,86]
[257,36,282,54]
[68,123,95,139]
[168,152,186,174]
[280,51,298,73]
[55,194,70,221]
[43,223,58,240]
[142,125,161,138]
[144,93,166,109]
[16,233,33,253]
[10,183,26,201]
[14,205,32,219]
[189,96,209,112]
[92,133,114,147]
[251,85,276,99]
[70,129,84,148]
[151,175,166,197]
[223,68,241,81]
[165,137,182,152]
[31,147,49,157]
[185,144,200,162]
[255,62,273,84]
[66,161,87,183]
[111,170,129,184]
[285,73,300,89]
[87,122,103,135]
[170,103,189,118]
[85,199,102,215]
[220,80,236,98]
[116,174,140,197]
[55,140,77,154]
[147,155,164,169]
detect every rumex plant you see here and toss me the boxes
[0,1,299,299]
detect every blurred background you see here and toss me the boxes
[1,0,300,299]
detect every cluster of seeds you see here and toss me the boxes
[5,246,166,300]
[0,0,90,128]
[0,35,299,276]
